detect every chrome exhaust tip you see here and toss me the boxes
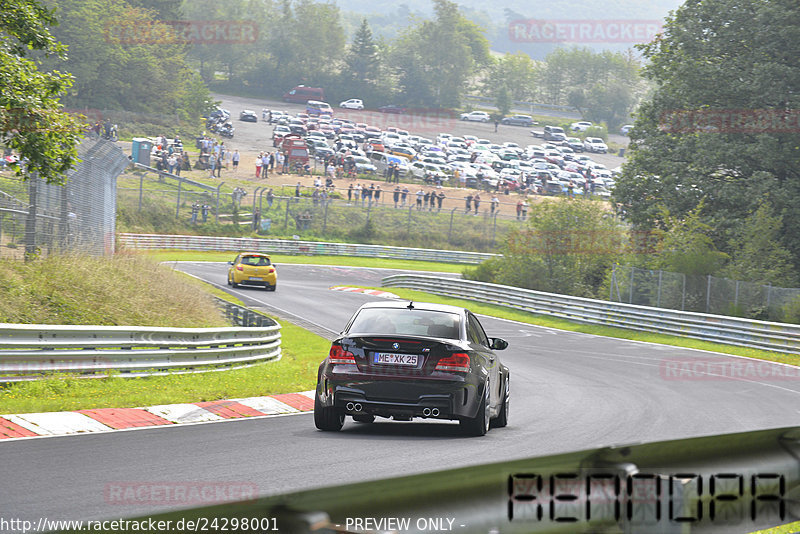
[354,403,362,412]
[422,408,432,417]
[346,402,355,411]
[431,408,440,417]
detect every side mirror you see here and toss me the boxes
[228,261,234,265]
[490,338,508,351]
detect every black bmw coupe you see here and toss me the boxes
[314,301,510,436]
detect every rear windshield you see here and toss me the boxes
[241,256,271,266]
[348,308,461,339]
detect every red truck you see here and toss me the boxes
[280,133,309,173]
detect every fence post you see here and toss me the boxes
[735,281,740,309]
[322,200,329,233]
[706,274,712,313]
[175,175,182,218]
[657,269,663,308]
[610,264,615,301]
[406,206,412,234]
[284,197,290,229]
[138,173,144,212]
[59,185,69,251]
[24,174,38,260]
[682,273,686,311]
[215,182,225,224]
[448,207,456,243]
[629,266,634,304]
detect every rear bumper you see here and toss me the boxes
[317,376,482,420]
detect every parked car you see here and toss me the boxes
[339,98,364,110]
[583,137,609,153]
[543,125,567,143]
[460,111,491,122]
[227,253,277,291]
[570,121,593,132]
[239,110,258,122]
[313,301,510,436]
[565,137,584,152]
[620,124,634,136]
[500,115,534,127]
[378,104,407,114]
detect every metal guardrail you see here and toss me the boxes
[132,163,219,192]
[108,425,800,533]
[381,274,800,354]
[0,307,281,382]
[118,233,498,265]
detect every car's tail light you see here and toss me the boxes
[435,353,470,372]
[236,265,243,271]
[328,345,356,365]
[268,268,275,273]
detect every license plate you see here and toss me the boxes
[374,353,418,366]
[248,277,263,281]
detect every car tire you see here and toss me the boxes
[267,283,276,291]
[314,394,344,431]
[352,414,375,423]
[491,374,510,429]
[461,380,491,437]
[229,275,239,288]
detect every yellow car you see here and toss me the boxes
[227,253,277,291]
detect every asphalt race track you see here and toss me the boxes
[2,263,799,525]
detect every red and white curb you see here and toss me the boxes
[0,391,315,440]
[330,286,400,299]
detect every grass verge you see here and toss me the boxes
[0,317,328,414]
[750,521,800,534]
[377,287,800,367]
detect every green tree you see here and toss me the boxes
[0,0,83,183]
[347,18,380,84]
[650,207,728,276]
[615,0,800,272]
[538,47,642,128]
[720,203,798,286]
[480,52,538,102]
[464,199,626,298]
[495,85,511,118]
[390,0,490,108]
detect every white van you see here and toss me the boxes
[306,100,333,117]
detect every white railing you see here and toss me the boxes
[118,233,497,265]
[0,320,281,382]
[381,274,800,354]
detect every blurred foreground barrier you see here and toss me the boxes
[381,274,800,354]
[94,426,800,533]
[118,233,498,264]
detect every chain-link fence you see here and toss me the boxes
[0,138,129,259]
[608,264,800,322]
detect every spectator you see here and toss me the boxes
[201,203,209,223]
[436,191,445,211]
[490,194,499,215]
[255,153,263,178]
[191,202,199,224]
[266,189,274,210]
[416,189,424,210]
[401,186,409,207]
[474,193,481,214]
[465,193,473,213]
[232,149,240,173]
[393,186,400,208]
